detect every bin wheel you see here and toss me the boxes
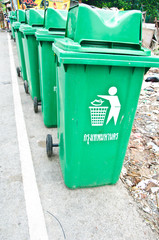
[16,67,21,77]
[34,97,38,113]
[24,80,29,94]
[14,38,16,42]
[11,35,13,40]
[46,134,53,158]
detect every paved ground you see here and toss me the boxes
[0,30,158,240]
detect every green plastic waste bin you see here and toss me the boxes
[35,8,67,127]
[48,4,159,189]
[19,9,44,100]
[12,10,27,80]
[9,11,17,40]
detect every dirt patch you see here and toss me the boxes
[121,68,159,234]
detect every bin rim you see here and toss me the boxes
[9,16,17,20]
[53,38,151,57]
[35,29,65,41]
[12,22,21,29]
[19,25,32,33]
[36,34,65,42]
[20,26,43,35]
[53,43,159,68]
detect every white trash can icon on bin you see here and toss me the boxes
[89,87,121,127]
[89,99,108,126]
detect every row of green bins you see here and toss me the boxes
[35,8,68,127]
[19,9,44,101]
[9,11,17,40]
[12,10,27,81]
[48,4,159,189]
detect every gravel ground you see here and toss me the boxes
[121,68,159,234]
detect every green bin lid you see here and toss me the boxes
[9,11,16,17]
[26,9,44,27]
[19,24,33,34]
[19,23,28,31]
[17,10,26,23]
[66,4,142,48]
[44,8,68,31]
[20,24,44,35]
[53,43,159,68]
[36,28,65,41]
[12,22,21,30]
[9,15,17,20]
[53,37,151,56]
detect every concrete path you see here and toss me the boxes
[0,31,29,240]
[0,30,158,240]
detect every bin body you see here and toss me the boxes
[23,31,41,100]
[53,4,159,189]
[10,16,17,39]
[21,29,30,83]
[38,39,57,126]
[54,45,159,189]
[19,9,44,100]
[13,22,28,81]
[9,11,17,39]
[57,62,142,188]
[36,8,67,127]
[13,11,27,80]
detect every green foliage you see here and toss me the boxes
[82,0,106,8]
[82,0,159,18]
[82,0,135,9]
[140,0,159,18]
[0,0,5,12]
[103,0,132,10]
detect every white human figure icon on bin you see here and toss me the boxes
[98,87,121,125]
